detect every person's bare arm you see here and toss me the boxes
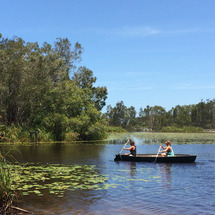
[160,146,170,153]
[123,146,134,150]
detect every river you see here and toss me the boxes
[1,132,215,215]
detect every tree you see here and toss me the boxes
[54,38,82,74]
[148,106,166,130]
[0,35,71,126]
[106,101,136,129]
[0,36,28,125]
[68,104,107,140]
[0,34,108,141]
[72,66,107,111]
[172,105,192,127]
[192,99,215,128]
[127,106,136,127]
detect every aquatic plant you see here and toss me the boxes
[0,154,15,214]
[9,163,110,198]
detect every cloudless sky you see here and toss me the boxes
[1,0,215,113]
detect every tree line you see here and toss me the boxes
[0,33,214,142]
[105,99,215,132]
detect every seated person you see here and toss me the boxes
[123,139,136,156]
[160,140,174,157]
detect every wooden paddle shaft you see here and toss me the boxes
[155,145,161,162]
[119,139,129,154]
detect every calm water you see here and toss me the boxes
[2,132,215,215]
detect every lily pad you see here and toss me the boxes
[7,163,109,197]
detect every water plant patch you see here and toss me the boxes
[9,163,109,197]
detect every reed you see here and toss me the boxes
[161,126,204,133]
[0,153,15,214]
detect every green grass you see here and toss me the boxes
[161,126,204,133]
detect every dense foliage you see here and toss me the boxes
[0,33,214,142]
[0,34,108,141]
[106,99,215,132]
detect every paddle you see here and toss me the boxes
[119,139,129,154]
[155,145,161,163]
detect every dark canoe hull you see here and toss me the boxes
[114,154,197,163]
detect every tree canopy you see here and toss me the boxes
[107,99,215,131]
[0,34,108,141]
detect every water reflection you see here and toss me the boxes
[157,163,172,189]
[1,143,107,165]
[20,189,106,215]
[129,162,136,176]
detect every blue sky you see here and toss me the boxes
[1,0,215,113]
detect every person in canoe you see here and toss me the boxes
[123,138,136,156]
[160,140,174,157]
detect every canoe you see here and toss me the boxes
[114,154,197,163]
